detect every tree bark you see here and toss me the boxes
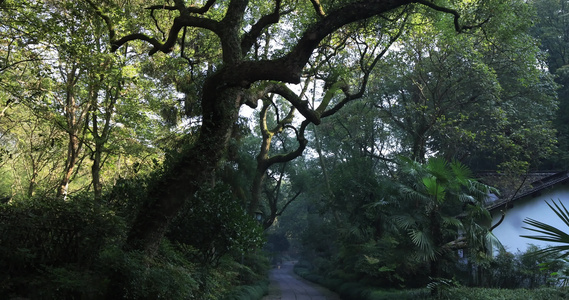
[57,66,89,199]
[125,83,243,254]
[58,132,81,198]
[92,142,103,201]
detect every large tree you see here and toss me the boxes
[369,3,556,170]
[86,0,500,253]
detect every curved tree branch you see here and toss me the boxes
[320,13,407,119]
[416,0,491,32]
[249,95,307,215]
[490,211,505,231]
[145,5,177,11]
[245,82,320,124]
[113,0,489,251]
[111,0,482,86]
[148,7,167,40]
[186,0,218,14]
[241,0,283,54]
[309,0,326,17]
[147,0,218,14]
[280,1,413,80]
[84,0,116,43]
[215,0,415,88]
[111,16,219,54]
[265,121,309,166]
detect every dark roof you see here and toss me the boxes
[484,171,569,211]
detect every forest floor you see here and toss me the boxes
[261,261,341,300]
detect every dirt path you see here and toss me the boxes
[262,261,341,300]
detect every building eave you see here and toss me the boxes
[487,171,569,212]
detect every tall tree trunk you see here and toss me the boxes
[27,163,37,198]
[90,80,117,203]
[92,143,103,201]
[57,133,81,198]
[125,85,243,254]
[249,166,267,215]
[57,67,89,199]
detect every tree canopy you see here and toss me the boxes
[0,0,565,298]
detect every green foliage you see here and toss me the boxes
[106,175,152,225]
[296,261,568,300]
[357,237,425,287]
[294,262,429,300]
[369,0,557,172]
[101,242,270,300]
[427,277,461,298]
[440,287,568,300]
[0,190,271,299]
[395,157,495,264]
[221,280,269,300]
[168,184,265,265]
[479,245,564,289]
[0,195,124,298]
[100,242,199,300]
[549,65,569,169]
[2,0,567,298]
[238,252,271,284]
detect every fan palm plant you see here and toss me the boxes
[393,156,496,277]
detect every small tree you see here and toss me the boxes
[394,157,496,278]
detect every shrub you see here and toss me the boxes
[222,280,269,300]
[0,196,124,299]
[100,240,211,299]
[168,185,265,266]
[294,264,429,300]
[481,245,562,288]
[235,252,270,285]
[442,287,569,300]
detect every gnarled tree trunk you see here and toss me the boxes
[125,84,243,254]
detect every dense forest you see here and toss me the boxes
[1,0,569,299]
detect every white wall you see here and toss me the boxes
[490,184,569,254]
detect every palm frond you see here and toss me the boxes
[547,200,569,228]
[458,194,475,203]
[450,159,473,183]
[464,203,491,220]
[485,231,504,253]
[465,180,495,202]
[409,229,436,261]
[422,176,446,202]
[399,186,430,203]
[393,214,416,230]
[426,157,451,184]
[364,199,389,209]
[441,216,463,229]
[525,245,569,259]
[522,218,569,243]
[521,200,569,258]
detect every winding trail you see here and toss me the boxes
[262,261,341,300]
